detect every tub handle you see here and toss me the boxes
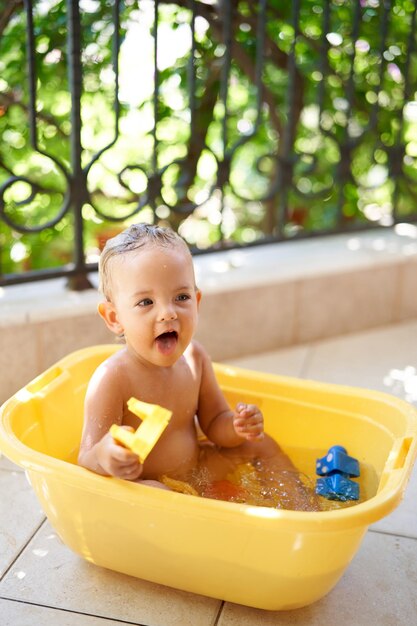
[26,366,66,395]
[392,436,413,471]
[378,436,415,494]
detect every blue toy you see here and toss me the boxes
[315,446,360,501]
[316,474,360,501]
[316,445,360,477]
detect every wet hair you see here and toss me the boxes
[99,223,190,300]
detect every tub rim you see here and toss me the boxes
[1,345,416,534]
[0,400,414,534]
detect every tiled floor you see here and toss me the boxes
[1,320,417,625]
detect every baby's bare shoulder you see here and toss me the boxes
[184,339,210,365]
[88,349,129,390]
[84,350,131,425]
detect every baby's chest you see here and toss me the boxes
[124,367,200,426]
[158,370,200,419]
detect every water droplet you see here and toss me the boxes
[33,548,48,557]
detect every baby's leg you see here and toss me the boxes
[196,435,293,481]
[136,478,173,490]
[218,434,294,469]
[206,436,320,511]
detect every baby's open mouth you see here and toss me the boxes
[155,331,178,355]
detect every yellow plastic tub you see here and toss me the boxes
[1,345,416,610]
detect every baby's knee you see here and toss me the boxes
[137,479,173,490]
[259,433,282,454]
[241,433,281,458]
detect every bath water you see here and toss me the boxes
[182,446,379,512]
[70,444,378,512]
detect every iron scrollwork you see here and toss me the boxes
[1,0,417,288]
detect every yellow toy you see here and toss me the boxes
[109,398,172,463]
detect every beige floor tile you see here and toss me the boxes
[224,345,309,377]
[217,532,417,626]
[0,522,221,626]
[0,458,45,577]
[371,461,417,538]
[226,320,417,401]
[303,320,417,397]
[0,598,139,626]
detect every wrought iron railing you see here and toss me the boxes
[1,0,417,289]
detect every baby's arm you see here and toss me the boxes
[78,362,143,481]
[196,346,264,446]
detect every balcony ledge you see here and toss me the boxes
[1,226,417,402]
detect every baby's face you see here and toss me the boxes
[108,244,200,367]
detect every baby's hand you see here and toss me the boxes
[233,403,264,441]
[96,427,143,480]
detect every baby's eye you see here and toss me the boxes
[138,298,153,307]
[176,293,191,302]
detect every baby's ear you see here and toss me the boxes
[97,301,124,335]
[196,289,202,308]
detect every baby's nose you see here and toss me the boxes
[158,304,177,321]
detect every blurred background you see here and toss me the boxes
[1,0,417,289]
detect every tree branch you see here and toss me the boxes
[0,0,23,39]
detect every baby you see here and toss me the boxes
[78,223,315,507]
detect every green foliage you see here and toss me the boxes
[1,0,417,279]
